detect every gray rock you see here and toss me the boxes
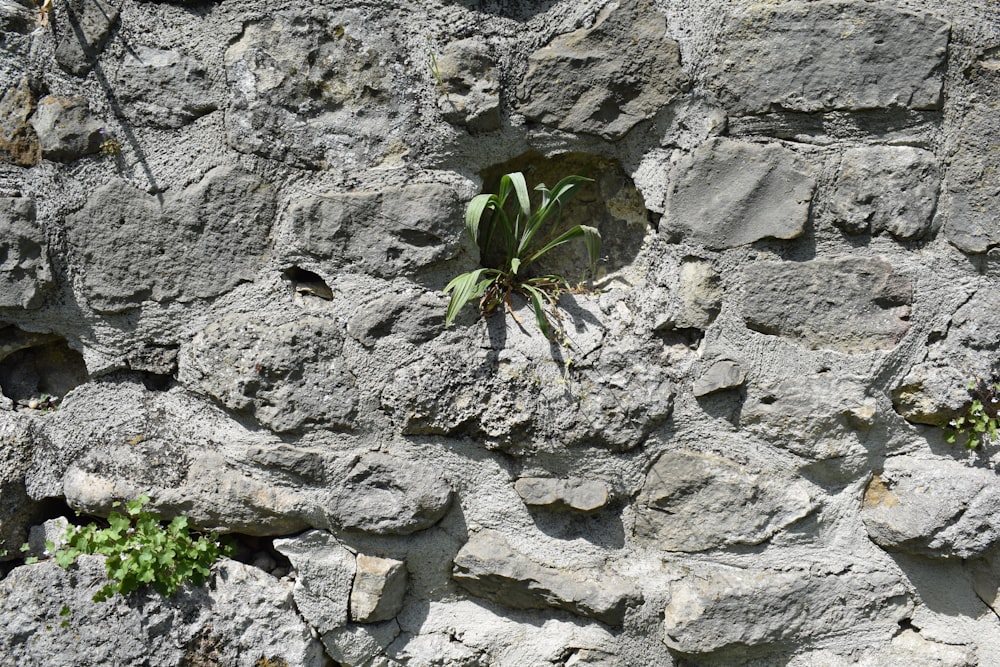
[940,49,1000,254]
[662,560,911,659]
[517,0,687,139]
[30,379,315,535]
[350,554,407,623]
[662,139,814,249]
[0,198,52,309]
[743,257,912,352]
[346,288,445,347]
[434,38,502,133]
[382,331,674,453]
[0,78,40,167]
[180,313,358,433]
[29,96,104,162]
[890,287,1000,424]
[862,456,1000,559]
[657,258,722,331]
[273,530,356,634]
[327,452,453,535]
[0,0,34,33]
[112,46,219,128]
[706,1,949,114]
[286,183,474,278]
[225,12,399,168]
[322,620,400,667]
[635,450,817,551]
[0,414,44,560]
[452,530,642,626]
[891,362,973,426]
[740,373,878,472]
[0,556,326,666]
[514,477,610,513]
[825,146,940,240]
[692,360,744,397]
[65,165,276,312]
[26,517,69,559]
[54,0,120,76]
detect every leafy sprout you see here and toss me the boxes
[48,495,231,602]
[444,171,600,339]
[946,377,1000,450]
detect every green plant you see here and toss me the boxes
[49,495,231,602]
[946,377,1000,449]
[444,171,600,339]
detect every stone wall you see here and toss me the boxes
[1,0,999,665]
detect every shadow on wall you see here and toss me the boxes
[479,152,653,284]
[0,327,88,409]
[437,0,561,19]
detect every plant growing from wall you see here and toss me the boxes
[48,495,231,602]
[444,171,600,339]
[945,377,1000,450]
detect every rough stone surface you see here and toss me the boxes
[517,0,687,140]
[635,450,817,552]
[382,318,674,453]
[434,38,501,133]
[452,530,642,626]
[0,556,326,666]
[692,359,744,397]
[707,1,949,114]
[65,166,276,312]
[662,560,912,661]
[824,146,941,240]
[54,0,120,76]
[740,373,879,477]
[322,620,400,667]
[0,79,40,167]
[862,455,1000,559]
[0,0,999,664]
[285,183,474,278]
[350,554,407,623]
[662,139,815,249]
[29,96,104,162]
[327,451,453,535]
[514,477,610,513]
[225,11,401,169]
[940,48,1000,253]
[112,46,219,128]
[180,313,358,433]
[274,530,356,635]
[891,286,1000,425]
[0,198,52,309]
[743,258,912,352]
[0,415,42,560]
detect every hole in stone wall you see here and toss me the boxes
[282,266,333,301]
[0,330,88,410]
[479,152,652,284]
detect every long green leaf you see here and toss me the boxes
[521,283,553,339]
[465,194,495,246]
[517,176,592,259]
[522,224,601,275]
[444,269,498,326]
[504,172,531,220]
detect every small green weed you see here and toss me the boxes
[444,171,600,339]
[49,495,231,602]
[946,377,1000,450]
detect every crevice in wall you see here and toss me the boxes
[0,329,88,410]
[478,151,653,283]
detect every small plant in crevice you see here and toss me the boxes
[946,377,1000,450]
[49,495,231,602]
[444,171,600,339]
[98,129,121,157]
